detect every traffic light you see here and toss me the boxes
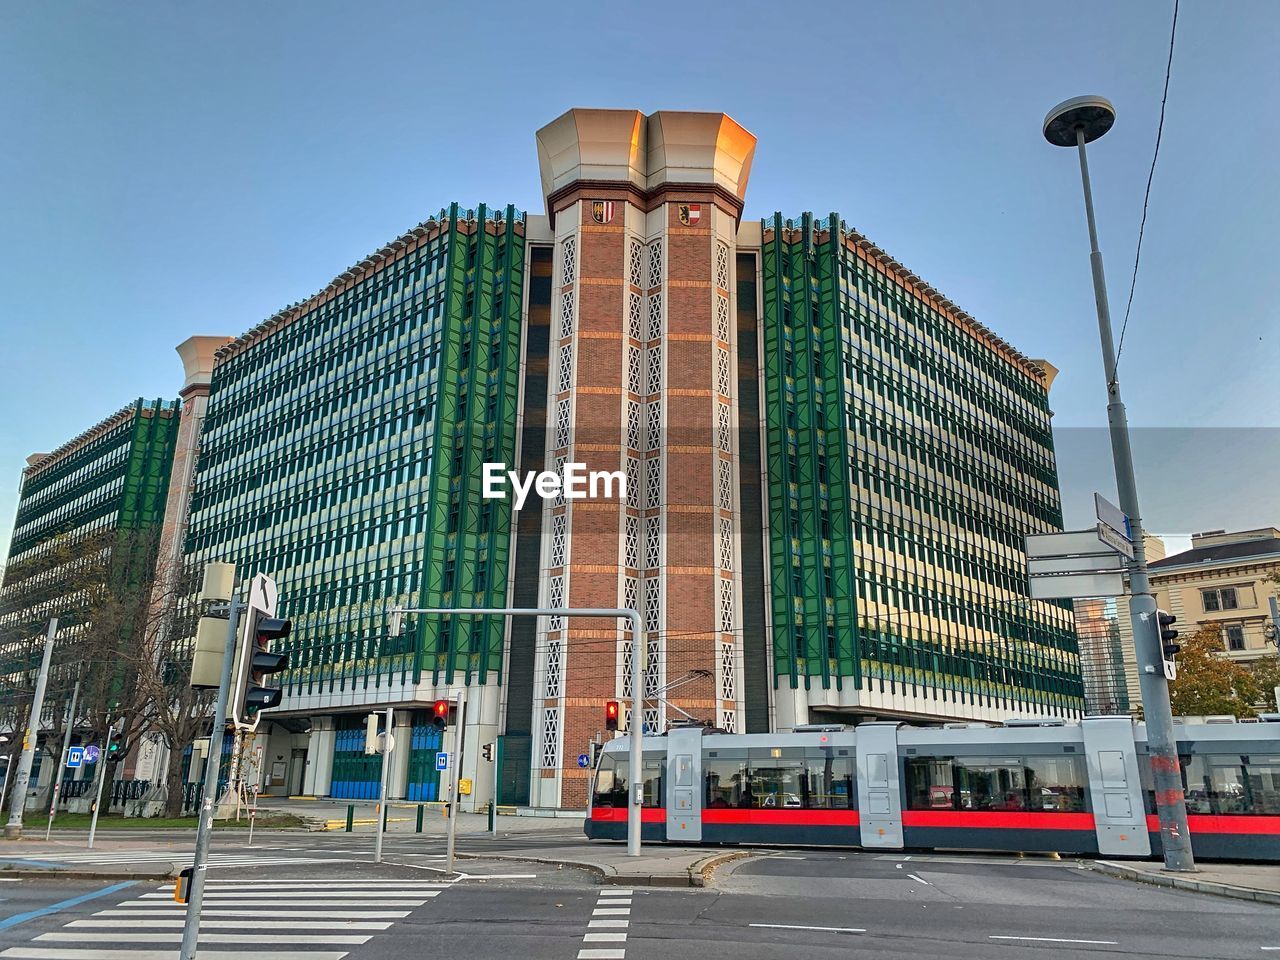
[107,738,126,761]
[431,699,453,730]
[481,742,494,762]
[364,713,380,755]
[232,610,291,730]
[605,700,620,732]
[1158,610,1180,660]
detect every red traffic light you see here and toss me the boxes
[605,700,619,732]
[431,699,451,729]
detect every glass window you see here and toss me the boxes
[906,755,1085,813]
[1182,754,1280,815]
[705,756,749,808]
[801,750,855,809]
[1225,624,1245,651]
[749,748,807,809]
[1201,590,1220,612]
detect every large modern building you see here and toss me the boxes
[169,108,1081,810]
[4,107,1084,813]
[0,398,180,804]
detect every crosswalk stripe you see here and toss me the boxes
[162,879,450,887]
[65,920,392,930]
[94,909,411,919]
[144,889,443,898]
[36,933,372,945]
[116,899,432,908]
[0,950,348,960]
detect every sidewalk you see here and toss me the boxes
[1091,859,1280,905]
[257,796,588,835]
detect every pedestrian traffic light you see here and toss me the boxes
[231,609,291,731]
[107,738,126,761]
[605,700,620,732]
[1157,610,1180,660]
[481,742,494,762]
[431,699,453,730]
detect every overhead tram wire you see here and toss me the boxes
[1113,0,1180,376]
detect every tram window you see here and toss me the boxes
[705,757,749,808]
[703,752,855,809]
[592,754,628,808]
[906,756,1086,812]
[593,753,664,808]
[1182,754,1280,815]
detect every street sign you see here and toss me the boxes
[1097,521,1136,560]
[83,745,100,764]
[66,747,84,769]
[435,752,449,771]
[1095,492,1133,541]
[1028,570,1126,600]
[247,573,278,617]
[577,753,590,769]
[1025,529,1117,559]
[376,732,396,754]
[1027,553,1122,575]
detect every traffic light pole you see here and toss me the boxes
[86,719,115,850]
[397,607,645,857]
[1072,126,1194,872]
[4,617,58,840]
[445,688,466,875]
[181,597,243,960]
[374,705,393,865]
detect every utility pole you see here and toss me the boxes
[4,617,58,839]
[45,678,81,839]
[373,705,394,864]
[445,688,467,875]
[86,720,115,850]
[1044,96,1195,871]
[180,594,243,960]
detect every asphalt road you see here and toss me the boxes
[2,846,1278,959]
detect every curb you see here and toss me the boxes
[455,849,753,888]
[0,865,175,881]
[1089,860,1280,906]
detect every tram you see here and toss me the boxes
[585,716,1280,861]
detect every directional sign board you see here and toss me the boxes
[66,746,84,769]
[1095,492,1133,540]
[1025,530,1118,559]
[1029,570,1125,600]
[577,753,590,769]
[83,745,100,764]
[435,752,449,771]
[1096,522,1135,560]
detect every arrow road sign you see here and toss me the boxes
[66,746,84,769]
[577,753,590,769]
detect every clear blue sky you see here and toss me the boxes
[2,1,1277,564]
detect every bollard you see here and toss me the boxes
[416,805,424,833]
[345,804,354,832]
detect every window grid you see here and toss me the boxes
[540,708,560,769]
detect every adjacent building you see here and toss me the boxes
[0,398,180,803]
[5,107,1087,812]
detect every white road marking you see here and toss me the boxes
[908,874,930,885]
[95,908,411,919]
[584,933,627,942]
[1,951,348,960]
[578,950,625,960]
[750,923,866,934]
[143,889,440,899]
[597,898,632,906]
[592,907,630,916]
[67,919,391,930]
[990,936,1119,945]
[120,898,431,908]
[35,932,371,945]
[895,863,903,869]
[588,919,629,928]
[768,855,807,860]
[606,889,633,895]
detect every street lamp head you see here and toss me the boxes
[1044,95,1116,147]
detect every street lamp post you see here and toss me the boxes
[1043,95,1195,871]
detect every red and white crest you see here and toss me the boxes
[678,203,701,225]
[591,200,615,224]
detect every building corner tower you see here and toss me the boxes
[528,109,756,806]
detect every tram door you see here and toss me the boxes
[856,722,904,849]
[665,727,703,842]
[1082,717,1151,857]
